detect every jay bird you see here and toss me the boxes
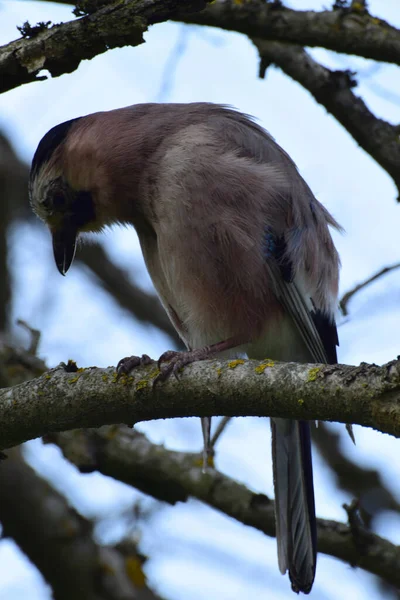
[29,102,341,594]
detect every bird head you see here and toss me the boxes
[29,117,101,275]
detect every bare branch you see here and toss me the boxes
[2,356,400,450]
[179,1,400,66]
[0,0,209,95]
[340,263,400,315]
[313,423,400,524]
[16,319,41,355]
[252,41,400,200]
[0,446,164,600]
[0,132,28,331]
[48,425,400,589]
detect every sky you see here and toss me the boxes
[0,0,400,599]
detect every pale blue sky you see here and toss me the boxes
[1,1,400,598]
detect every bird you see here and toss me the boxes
[29,102,341,594]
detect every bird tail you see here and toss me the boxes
[271,418,316,594]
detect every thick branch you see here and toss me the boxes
[0,446,163,600]
[48,425,400,589]
[252,41,400,200]
[2,357,400,450]
[0,0,208,94]
[0,132,30,330]
[180,1,400,66]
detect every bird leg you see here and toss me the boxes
[155,334,247,471]
[155,334,247,383]
[117,336,247,471]
[201,416,212,473]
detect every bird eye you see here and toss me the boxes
[53,193,66,210]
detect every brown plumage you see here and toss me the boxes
[29,102,341,594]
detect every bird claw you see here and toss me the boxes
[116,353,152,376]
[155,349,205,385]
[157,350,181,370]
[155,350,187,384]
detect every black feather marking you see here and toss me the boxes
[70,190,96,229]
[310,310,338,365]
[263,226,293,282]
[30,117,82,178]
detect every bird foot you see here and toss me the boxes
[116,353,153,375]
[155,347,212,384]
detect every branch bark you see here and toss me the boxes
[179,1,400,66]
[2,1,400,95]
[252,41,400,201]
[2,356,400,450]
[0,446,164,600]
[0,0,208,94]
[47,425,400,589]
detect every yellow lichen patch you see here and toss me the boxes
[193,454,215,469]
[255,360,275,374]
[148,368,160,379]
[206,454,215,469]
[351,2,365,12]
[135,379,148,391]
[228,359,245,369]
[118,374,135,386]
[125,556,146,587]
[77,367,85,373]
[45,374,52,380]
[68,377,80,384]
[298,398,305,406]
[193,456,203,468]
[307,367,321,382]
[215,367,222,378]
[102,374,109,382]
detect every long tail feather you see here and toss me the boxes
[271,418,316,594]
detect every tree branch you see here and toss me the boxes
[2,356,400,450]
[0,132,30,330]
[340,262,400,315]
[0,446,165,600]
[312,423,400,524]
[0,0,208,95]
[252,40,400,201]
[179,1,400,66]
[47,425,400,589]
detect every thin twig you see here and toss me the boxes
[16,319,41,355]
[251,40,400,199]
[340,262,400,315]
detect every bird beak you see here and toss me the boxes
[52,226,77,276]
